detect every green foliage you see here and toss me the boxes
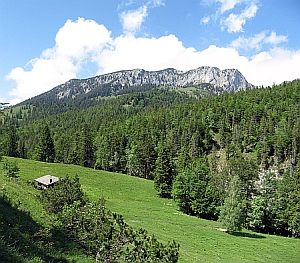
[248,166,300,237]
[34,124,55,163]
[228,155,259,226]
[0,102,9,116]
[2,157,300,262]
[3,158,20,178]
[249,195,267,230]
[39,174,87,214]
[1,78,300,239]
[154,143,175,198]
[0,189,72,263]
[4,125,19,157]
[248,172,277,234]
[172,159,219,219]
[56,198,180,262]
[219,175,244,232]
[275,167,300,237]
[75,124,95,168]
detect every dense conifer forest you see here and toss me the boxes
[1,80,300,238]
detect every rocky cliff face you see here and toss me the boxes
[27,66,254,102]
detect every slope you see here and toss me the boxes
[1,157,299,263]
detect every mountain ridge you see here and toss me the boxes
[20,66,254,104]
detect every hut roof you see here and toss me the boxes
[35,175,59,187]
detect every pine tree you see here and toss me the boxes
[5,125,19,157]
[35,124,55,162]
[40,174,86,214]
[70,132,81,165]
[154,143,175,198]
[219,175,244,232]
[228,155,258,226]
[79,124,95,168]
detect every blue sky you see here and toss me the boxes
[1,0,299,104]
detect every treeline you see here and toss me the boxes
[1,80,300,237]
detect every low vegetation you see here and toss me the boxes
[1,157,299,262]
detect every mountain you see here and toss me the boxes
[21,66,254,104]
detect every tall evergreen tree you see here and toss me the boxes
[5,125,19,157]
[79,124,95,168]
[219,175,244,232]
[228,155,258,227]
[154,142,175,198]
[35,124,55,162]
[70,131,81,165]
[0,102,8,161]
[275,162,300,237]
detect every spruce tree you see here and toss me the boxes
[79,124,95,168]
[219,175,244,232]
[70,131,81,165]
[35,124,55,162]
[154,143,175,198]
[5,125,19,157]
[228,156,258,226]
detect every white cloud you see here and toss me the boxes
[246,48,300,86]
[6,18,112,103]
[148,0,165,8]
[55,18,111,58]
[221,3,258,32]
[5,17,300,104]
[264,31,288,45]
[231,31,288,50]
[201,0,258,32]
[118,0,164,35]
[120,6,148,34]
[200,16,211,24]
[217,0,244,14]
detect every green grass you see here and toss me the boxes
[1,157,300,263]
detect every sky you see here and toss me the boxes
[1,0,300,105]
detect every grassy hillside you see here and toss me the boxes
[1,157,299,263]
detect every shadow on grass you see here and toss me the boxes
[229,231,266,239]
[0,194,77,263]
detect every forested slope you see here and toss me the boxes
[1,79,300,237]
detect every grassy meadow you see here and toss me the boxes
[1,157,299,262]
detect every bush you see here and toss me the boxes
[2,158,20,178]
[39,174,87,214]
[56,197,180,262]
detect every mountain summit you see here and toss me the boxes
[24,66,254,103]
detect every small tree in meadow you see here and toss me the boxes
[3,158,20,178]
